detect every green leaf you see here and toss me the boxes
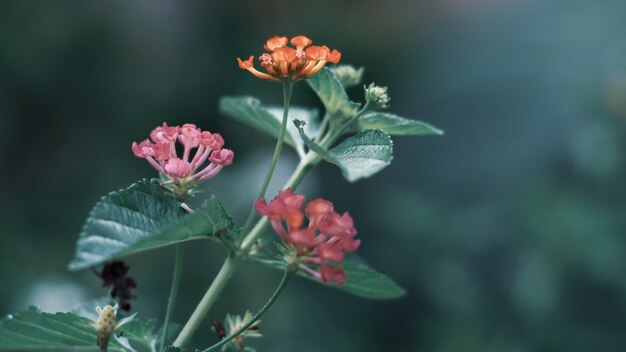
[338,261,406,299]
[219,96,319,156]
[357,111,443,136]
[328,129,394,182]
[292,119,337,164]
[163,347,184,352]
[250,257,405,300]
[0,306,126,351]
[69,179,233,270]
[306,67,360,119]
[116,318,156,351]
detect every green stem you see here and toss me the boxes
[239,80,294,241]
[314,112,330,143]
[159,243,183,351]
[173,81,318,349]
[172,154,317,348]
[322,102,372,147]
[200,269,295,352]
[240,152,316,252]
[172,255,239,347]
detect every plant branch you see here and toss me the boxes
[172,153,318,348]
[199,268,296,352]
[239,80,294,242]
[172,255,238,347]
[159,243,183,351]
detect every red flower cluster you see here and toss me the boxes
[237,35,341,81]
[132,123,234,186]
[255,189,360,285]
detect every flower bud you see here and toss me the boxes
[364,82,390,109]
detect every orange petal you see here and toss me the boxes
[264,36,288,51]
[305,45,330,60]
[272,47,298,63]
[247,67,280,81]
[303,60,328,78]
[237,56,254,69]
[290,35,313,50]
[328,49,341,64]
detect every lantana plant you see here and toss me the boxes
[0,35,442,352]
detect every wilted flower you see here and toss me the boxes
[255,189,360,285]
[131,122,234,197]
[96,261,137,312]
[237,35,341,82]
[365,82,390,109]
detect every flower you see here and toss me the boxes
[237,35,342,81]
[255,189,360,285]
[217,311,262,350]
[132,122,234,197]
[96,260,137,312]
[364,82,390,109]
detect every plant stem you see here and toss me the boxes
[159,243,183,351]
[172,154,317,348]
[239,80,294,241]
[322,102,372,147]
[314,112,330,143]
[172,255,238,347]
[173,81,319,349]
[199,268,295,352]
[240,152,316,252]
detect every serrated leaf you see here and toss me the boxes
[69,179,232,270]
[357,111,443,136]
[0,306,126,351]
[71,297,117,320]
[328,129,393,182]
[219,96,319,156]
[116,318,156,351]
[306,67,360,119]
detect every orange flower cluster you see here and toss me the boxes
[237,35,341,81]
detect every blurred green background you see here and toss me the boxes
[1,1,626,351]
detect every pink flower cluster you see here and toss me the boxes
[255,188,360,285]
[132,123,234,185]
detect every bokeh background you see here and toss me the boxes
[2,1,626,351]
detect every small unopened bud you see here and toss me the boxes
[331,65,364,88]
[364,83,390,109]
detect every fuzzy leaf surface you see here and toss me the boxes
[0,306,126,350]
[306,67,360,119]
[69,179,232,270]
[357,111,443,136]
[328,129,394,182]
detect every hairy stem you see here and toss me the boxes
[172,153,318,348]
[159,243,183,350]
[173,82,321,347]
[200,268,296,352]
[240,152,316,252]
[172,255,238,347]
[239,80,294,239]
[321,102,372,147]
